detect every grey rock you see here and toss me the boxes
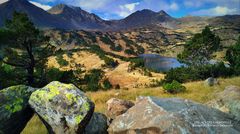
[108,97,240,134]
[84,113,108,134]
[207,85,240,120]
[205,77,219,86]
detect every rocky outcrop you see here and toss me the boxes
[0,85,35,134]
[204,77,219,86]
[84,113,108,134]
[106,98,134,120]
[108,97,240,134]
[207,85,240,120]
[29,81,94,134]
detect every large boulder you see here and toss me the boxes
[108,97,240,134]
[84,113,108,134]
[207,85,240,120]
[29,81,94,134]
[0,85,35,134]
[106,98,134,120]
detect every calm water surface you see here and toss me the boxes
[139,54,185,72]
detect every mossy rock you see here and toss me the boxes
[0,85,35,134]
[29,81,94,134]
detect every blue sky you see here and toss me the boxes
[1,0,240,20]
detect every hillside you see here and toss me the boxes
[44,17,240,58]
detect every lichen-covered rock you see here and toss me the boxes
[84,113,108,134]
[207,85,240,120]
[0,85,35,134]
[106,98,134,120]
[29,81,94,134]
[108,97,240,134]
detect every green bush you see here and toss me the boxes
[100,36,114,45]
[226,36,240,75]
[45,68,78,85]
[0,63,25,89]
[103,79,112,90]
[163,80,186,94]
[143,68,152,77]
[89,45,118,68]
[122,36,134,46]
[83,30,97,42]
[164,63,233,83]
[124,49,135,55]
[110,44,122,52]
[84,69,104,91]
[102,57,119,68]
[129,58,144,70]
[56,55,69,66]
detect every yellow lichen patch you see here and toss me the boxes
[81,102,90,111]
[64,84,75,90]
[66,93,77,103]
[75,115,83,124]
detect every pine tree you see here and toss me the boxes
[226,36,240,73]
[0,12,53,86]
[178,26,220,66]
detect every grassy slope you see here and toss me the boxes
[22,76,240,134]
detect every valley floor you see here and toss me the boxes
[22,76,240,134]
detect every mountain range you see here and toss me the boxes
[0,0,239,31]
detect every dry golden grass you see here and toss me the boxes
[213,50,227,61]
[105,62,164,88]
[87,77,240,113]
[21,114,48,134]
[22,76,240,134]
[47,51,105,71]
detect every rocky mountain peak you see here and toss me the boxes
[48,4,82,14]
[158,10,168,16]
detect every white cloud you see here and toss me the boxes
[0,0,8,4]
[119,2,140,17]
[169,2,179,11]
[124,2,139,11]
[30,1,52,10]
[191,6,239,16]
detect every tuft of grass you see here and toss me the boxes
[22,77,240,133]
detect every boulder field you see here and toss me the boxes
[0,82,240,134]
